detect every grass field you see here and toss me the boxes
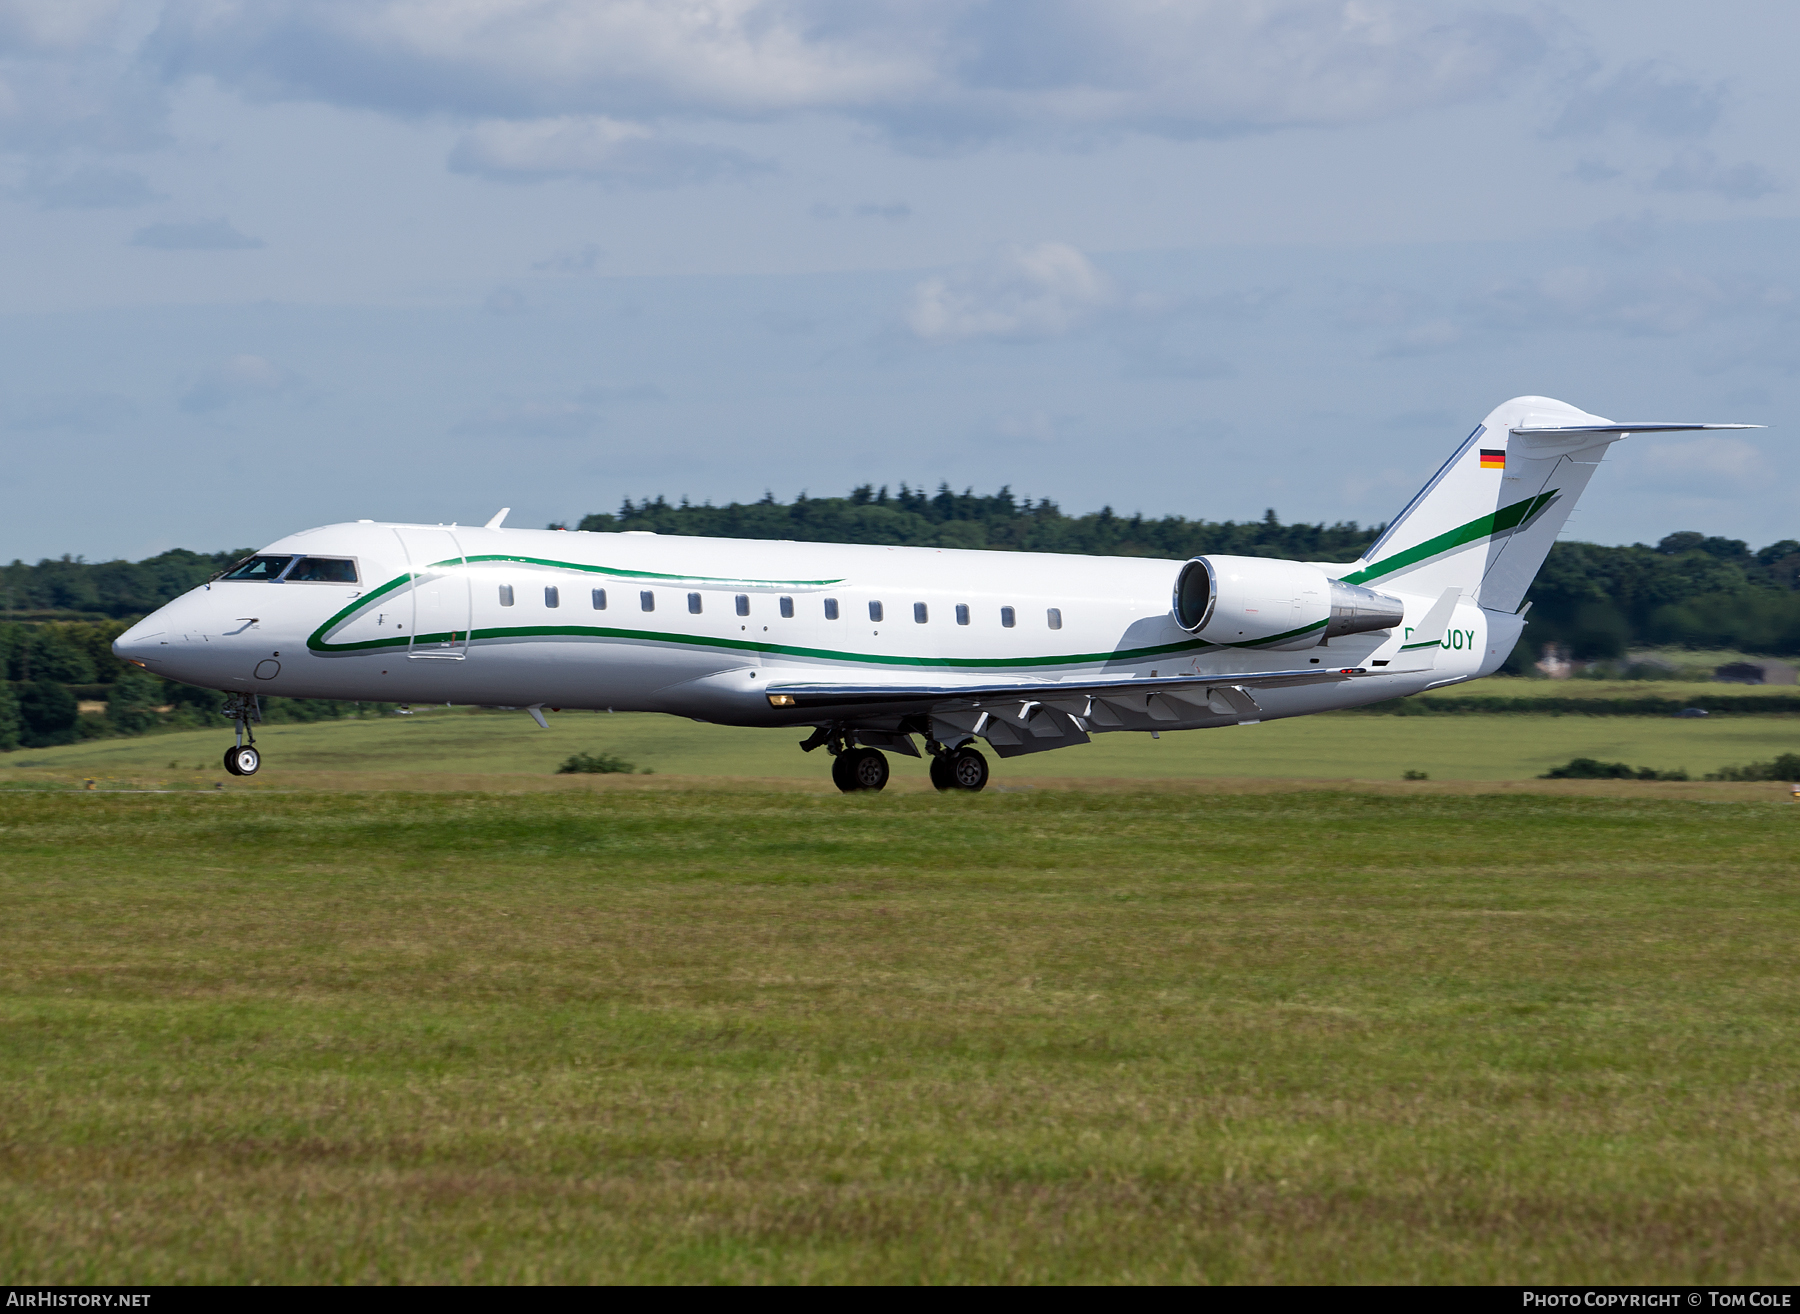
[2,785,1798,1282]
[1415,677,1798,702]
[8,700,1800,789]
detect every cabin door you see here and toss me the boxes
[392,528,472,660]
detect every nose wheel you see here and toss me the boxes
[221,692,262,777]
[224,744,261,776]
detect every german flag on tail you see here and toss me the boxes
[1479,448,1506,470]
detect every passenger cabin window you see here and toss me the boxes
[1047,608,1063,630]
[688,592,703,614]
[499,585,515,607]
[914,602,928,624]
[545,586,560,608]
[288,557,358,583]
[824,598,839,620]
[955,604,970,626]
[1000,606,1015,628]
[640,590,655,611]
[220,555,294,582]
[869,601,884,623]
[780,596,795,619]
[592,588,607,610]
[735,595,750,616]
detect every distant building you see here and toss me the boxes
[1535,643,1574,679]
[1759,660,1798,686]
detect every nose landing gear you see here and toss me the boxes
[221,693,261,776]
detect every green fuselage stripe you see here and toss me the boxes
[311,621,1222,668]
[303,554,1336,669]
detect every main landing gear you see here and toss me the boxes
[221,693,261,777]
[929,745,989,793]
[800,725,989,793]
[831,746,890,793]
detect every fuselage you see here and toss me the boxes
[113,521,1513,735]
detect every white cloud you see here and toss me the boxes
[448,115,765,186]
[17,161,155,207]
[906,241,1115,341]
[0,1,133,54]
[533,242,602,273]
[1652,150,1779,202]
[1549,61,1722,139]
[131,217,263,249]
[1635,437,1766,497]
[180,355,304,412]
[1376,317,1464,357]
[148,1,1548,146]
[454,384,664,438]
[1473,266,1794,337]
[0,0,166,153]
[4,388,135,431]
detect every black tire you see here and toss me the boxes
[228,745,260,776]
[948,747,988,792]
[223,746,243,776]
[929,754,954,792]
[849,747,889,792]
[831,750,857,793]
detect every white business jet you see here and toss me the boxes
[114,397,1754,791]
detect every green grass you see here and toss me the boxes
[1420,676,1798,701]
[3,787,1799,1282]
[9,704,1800,786]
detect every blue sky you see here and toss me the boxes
[3,0,1797,561]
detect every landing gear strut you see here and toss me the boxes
[802,725,892,794]
[222,693,261,776]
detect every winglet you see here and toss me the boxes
[485,507,511,530]
[1392,587,1462,671]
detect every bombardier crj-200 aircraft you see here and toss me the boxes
[115,397,1756,792]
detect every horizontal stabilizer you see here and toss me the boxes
[1510,423,1762,435]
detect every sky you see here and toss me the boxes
[3,0,1798,562]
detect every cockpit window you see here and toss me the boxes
[219,555,295,581]
[287,557,359,583]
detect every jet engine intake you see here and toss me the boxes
[1173,555,1402,650]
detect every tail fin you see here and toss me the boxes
[1339,397,1759,612]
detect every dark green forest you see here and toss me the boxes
[572,484,1800,663]
[4,483,1798,751]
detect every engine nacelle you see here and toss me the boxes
[1172,555,1405,651]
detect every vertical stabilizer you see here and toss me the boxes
[1340,397,1758,613]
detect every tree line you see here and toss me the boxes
[4,484,1798,749]
[0,620,388,751]
[573,485,1800,664]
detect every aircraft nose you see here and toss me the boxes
[113,616,168,668]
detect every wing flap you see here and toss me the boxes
[765,663,1371,713]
